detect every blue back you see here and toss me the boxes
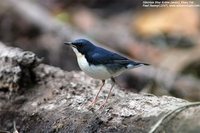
[85,46,142,72]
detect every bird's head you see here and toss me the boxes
[64,39,95,55]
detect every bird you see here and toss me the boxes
[64,39,149,108]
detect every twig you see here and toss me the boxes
[149,101,200,133]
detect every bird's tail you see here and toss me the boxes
[126,61,149,69]
[140,62,150,66]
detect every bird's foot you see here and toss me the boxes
[85,99,98,108]
[98,101,107,110]
[87,102,95,108]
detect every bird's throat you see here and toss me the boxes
[72,47,83,57]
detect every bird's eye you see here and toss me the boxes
[78,43,83,47]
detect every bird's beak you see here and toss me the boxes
[64,42,76,48]
[64,42,72,45]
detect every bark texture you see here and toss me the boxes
[0,43,200,133]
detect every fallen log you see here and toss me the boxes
[0,42,200,133]
[0,42,41,92]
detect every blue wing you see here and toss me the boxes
[85,46,148,69]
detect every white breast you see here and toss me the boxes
[72,47,112,79]
[78,55,112,79]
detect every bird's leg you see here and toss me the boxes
[88,80,105,107]
[99,78,115,109]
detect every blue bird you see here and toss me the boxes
[65,39,149,108]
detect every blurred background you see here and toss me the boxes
[0,0,200,101]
